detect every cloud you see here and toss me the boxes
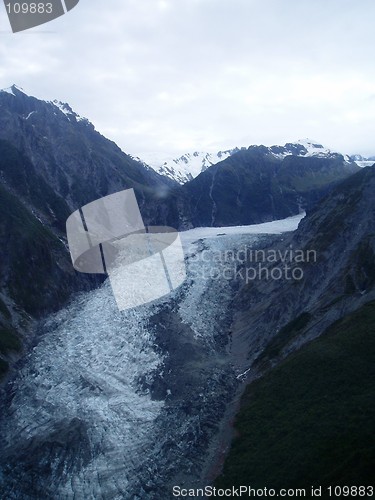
[1,0,375,156]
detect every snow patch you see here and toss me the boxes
[51,99,89,123]
[355,160,375,168]
[1,87,16,96]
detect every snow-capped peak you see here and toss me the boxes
[1,84,89,124]
[267,139,339,160]
[136,148,242,185]
[295,138,333,157]
[0,84,26,96]
[52,100,74,116]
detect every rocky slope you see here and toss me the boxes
[227,166,375,375]
[0,139,98,380]
[212,166,375,488]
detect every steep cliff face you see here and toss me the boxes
[183,146,359,227]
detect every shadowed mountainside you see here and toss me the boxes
[215,166,375,490]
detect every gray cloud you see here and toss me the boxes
[1,0,374,156]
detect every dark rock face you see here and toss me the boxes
[0,85,181,229]
[183,146,359,227]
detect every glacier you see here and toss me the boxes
[0,214,303,499]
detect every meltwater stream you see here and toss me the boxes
[0,215,304,500]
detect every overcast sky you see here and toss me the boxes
[1,0,374,158]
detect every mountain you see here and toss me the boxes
[182,143,359,227]
[0,85,363,381]
[273,138,348,157]
[0,85,181,228]
[0,86,374,494]
[215,166,375,489]
[137,138,360,228]
[138,139,353,185]
[135,148,243,185]
[231,166,375,370]
[0,85,182,380]
[0,138,99,379]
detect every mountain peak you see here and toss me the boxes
[0,84,26,96]
[294,138,332,155]
[136,148,241,184]
[270,139,346,161]
[0,85,89,123]
[296,138,325,148]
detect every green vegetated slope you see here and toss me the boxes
[215,301,375,491]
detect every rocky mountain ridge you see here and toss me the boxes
[138,138,369,185]
[182,144,359,227]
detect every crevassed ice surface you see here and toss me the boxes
[0,283,166,499]
[0,215,303,499]
[178,213,304,342]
